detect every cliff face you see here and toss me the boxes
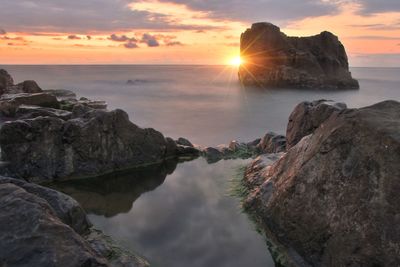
[239,22,359,89]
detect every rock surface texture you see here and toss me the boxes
[243,100,400,266]
[0,107,178,182]
[286,100,347,148]
[0,176,148,267]
[239,23,359,89]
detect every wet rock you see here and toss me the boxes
[0,177,91,235]
[0,108,174,182]
[286,100,347,148]
[176,137,194,147]
[0,69,14,94]
[0,93,60,116]
[202,147,224,163]
[239,22,359,89]
[246,138,261,148]
[86,230,149,267]
[243,100,400,266]
[45,89,77,101]
[0,181,108,267]
[15,105,72,120]
[16,80,42,93]
[0,176,149,267]
[257,132,286,153]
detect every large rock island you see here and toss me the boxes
[243,100,400,266]
[239,22,359,89]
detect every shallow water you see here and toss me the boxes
[52,158,275,267]
[3,65,399,266]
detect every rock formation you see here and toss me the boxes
[201,132,286,163]
[243,100,400,266]
[0,71,199,183]
[286,100,347,148]
[239,22,359,89]
[0,107,179,182]
[0,176,148,267]
[0,69,43,94]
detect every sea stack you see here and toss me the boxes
[239,22,359,89]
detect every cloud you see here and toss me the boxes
[68,34,81,40]
[356,0,400,15]
[349,35,400,40]
[108,33,139,48]
[0,36,25,42]
[141,33,160,47]
[0,0,219,33]
[348,22,400,31]
[124,41,139,49]
[166,41,184,46]
[7,42,28,46]
[158,0,341,23]
[108,34,137,42]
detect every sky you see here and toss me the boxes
[0,0,399,66]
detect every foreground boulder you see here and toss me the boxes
[0,176,148,267]
[243,100,400,266]
[0,107,177,182]
[239,22,359,89]
[286,100,347,148]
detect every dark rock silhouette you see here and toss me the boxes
[239,22,359,89]
[243,100,400,266]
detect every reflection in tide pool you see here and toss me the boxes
[53,158,274,267]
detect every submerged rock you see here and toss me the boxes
[243,100,400,266]
[239,22,359,89]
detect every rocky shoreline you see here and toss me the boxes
[0,68,398,267]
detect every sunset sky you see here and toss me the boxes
[0,0,399,66]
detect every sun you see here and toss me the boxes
[229,56,243,66]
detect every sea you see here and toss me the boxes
[2,65,400,267]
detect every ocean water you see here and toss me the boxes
[3,65,400,266]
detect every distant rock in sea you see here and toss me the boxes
[239,22,359,89]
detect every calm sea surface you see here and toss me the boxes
[3,65,400,266]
